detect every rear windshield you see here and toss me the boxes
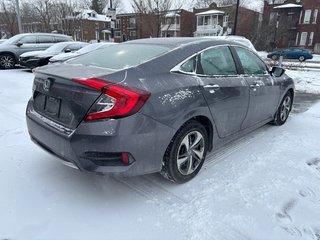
[67,44,171,70]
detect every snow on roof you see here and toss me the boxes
[76,9,111,22]
[273,3,302,9]
[196,9,225,16]
[165,12,180,17]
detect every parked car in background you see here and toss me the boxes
[267,48,313,62]
[0,33,73,69]
[26,38,294,183]
[49,42,116,63]
[20,41,88,69]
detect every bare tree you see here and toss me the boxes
[0,0,18,36]
[131,0,175,37]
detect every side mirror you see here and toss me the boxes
[64,48,71,53]
[15,41,23,47]
[271,66,285,77]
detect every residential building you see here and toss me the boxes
[193,3,261,45]
[160,9,194,37]
[63,10,111,42]
[262,0,320,52]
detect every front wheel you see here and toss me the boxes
[161,120,208,183]
[272,92,293,126]
[298,56,305,62]
[0,54,16,69]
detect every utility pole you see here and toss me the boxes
[108,0,116,42]
[232,0,240,35]
[15,0,23,33]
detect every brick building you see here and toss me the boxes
[160,9,195,37]
[64,10,111,42]
[261,0,320,52]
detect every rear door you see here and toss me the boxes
[232,46,280,129]
[37,35,55,50]
[197,46,250,138]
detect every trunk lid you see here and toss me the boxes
[32,64,116,130]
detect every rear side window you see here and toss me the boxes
[199,46,237,76]
[38,35,54,43]
[20,36,36,44]
[180,57,196,73]
[235,47,267,75]
[68,44,170,70]
[55,36,72,42]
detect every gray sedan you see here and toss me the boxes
[26,38,294,183]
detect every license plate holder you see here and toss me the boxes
[44,96,61,117]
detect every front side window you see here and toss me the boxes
[199,47,237,76]
[235,47,267,75]
[20,36,36,44]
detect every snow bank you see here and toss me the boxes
[286,70,320,94]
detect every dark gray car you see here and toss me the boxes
[26,38,294,183]
[0,33,73,69]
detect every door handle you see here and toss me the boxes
[250,82,260,91]
[204,84,220,93]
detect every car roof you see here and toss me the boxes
[123,37,243,49]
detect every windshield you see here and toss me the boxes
[68,44,171,70]
[46,42,71,53]
[4,34,24,44]
[77,43,105,54]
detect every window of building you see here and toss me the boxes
[204,16,211,25]
[115,19,120,29]
[295,32,299,45]
[313,9,318,23]
[300,32,307,45]
[299,10,303,24]
[304,10,311,23]
[309,32,314,46]
[269,12,277,25]
[197,16,204,26]
[176,17,180,25]
[114,31,121,38]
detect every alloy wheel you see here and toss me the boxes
[280,95,291,122]
[176,130,205,176]
[0,55,15,69]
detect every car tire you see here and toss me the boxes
[0,54,16,69]
[161,120,208,183]
[271,55,279,60]
[272,92,293,126]
[299,56,305,62]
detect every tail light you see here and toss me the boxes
[72,77,150,120]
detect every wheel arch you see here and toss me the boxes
[0,51,18,62]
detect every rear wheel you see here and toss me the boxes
[161,120,208,183]
[0,54,16,69]
[271,55,279,60]
[272,92,293,126]
[298,56,305,62]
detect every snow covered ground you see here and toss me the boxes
[1,68,320,240]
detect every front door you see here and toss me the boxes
[233,47,280,129]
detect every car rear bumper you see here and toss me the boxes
[26,101,175,176]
